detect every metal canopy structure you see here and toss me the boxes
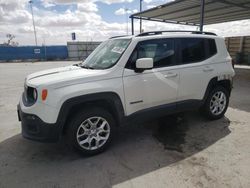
[130,0,250,34]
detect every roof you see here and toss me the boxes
[131,0,250,26]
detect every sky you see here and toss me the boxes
[0,0,250,46]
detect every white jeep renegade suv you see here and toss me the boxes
[18,31,235,155]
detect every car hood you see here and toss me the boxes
[26,65,109,88]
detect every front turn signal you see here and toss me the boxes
[41,89,48,101]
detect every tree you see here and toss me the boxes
[4,34,19,46]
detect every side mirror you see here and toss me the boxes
[135,58,153,73]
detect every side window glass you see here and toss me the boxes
[127,39,175,69]
[181,38,206,64]
[153,40,175,68]
[138,43,157,59]
[207,39,217,57]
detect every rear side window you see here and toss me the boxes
[181,38,206,64]
[207,39,217,57]
[180,38,217,64]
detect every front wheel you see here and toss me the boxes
[67,107,115,155]
[203,86,229,120]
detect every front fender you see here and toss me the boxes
[56,92,125,132]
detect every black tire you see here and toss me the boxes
[203,86,229,120]
[67,107,115,156]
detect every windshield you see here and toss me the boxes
[80,39,131,69]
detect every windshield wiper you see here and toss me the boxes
[80,65,94,69]
[72,63,81,67]
[73,63,94,69]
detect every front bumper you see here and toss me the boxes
[17,104,61,142]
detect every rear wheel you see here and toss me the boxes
[203,86,229,120]
[67,107,115,155]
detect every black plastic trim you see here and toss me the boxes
[136,30,217,37]
[202,77,233,103]
[57,92,125,130]
[125,102,177,123]
[18,104,61,142]
[125,99,203,123]
[130,100,143,104]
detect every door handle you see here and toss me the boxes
[203,67,214,72]
[164,73,178,78]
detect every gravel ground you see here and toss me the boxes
[0,61,249,188]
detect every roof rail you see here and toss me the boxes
[136,30,217,37]
[109,35,130,39]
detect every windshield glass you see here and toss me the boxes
[80,39,131,69]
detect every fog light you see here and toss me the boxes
[27,115,36,120]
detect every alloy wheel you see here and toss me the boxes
[76,116,110,150]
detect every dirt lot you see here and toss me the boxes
[0,61,250,188]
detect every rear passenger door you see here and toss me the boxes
[177,37,218,105]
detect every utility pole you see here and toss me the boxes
[200,0,205,32]
[131,16,134,35]
[29,0,38,46]
[140,0,143,33]
[125,8,129,35]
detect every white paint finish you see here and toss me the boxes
[177,38,234,101]
[19,96,58,124]
[21,76,125,124]
[123,68,179,115]
[26,65,109,87]
[136,58,153,69]
[177,61,217,101]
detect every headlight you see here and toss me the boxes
[25,87,37,105]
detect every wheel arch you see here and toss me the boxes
[203,77,232,103]
[55,92,125,134]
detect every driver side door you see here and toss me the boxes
[122,38,179,116]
